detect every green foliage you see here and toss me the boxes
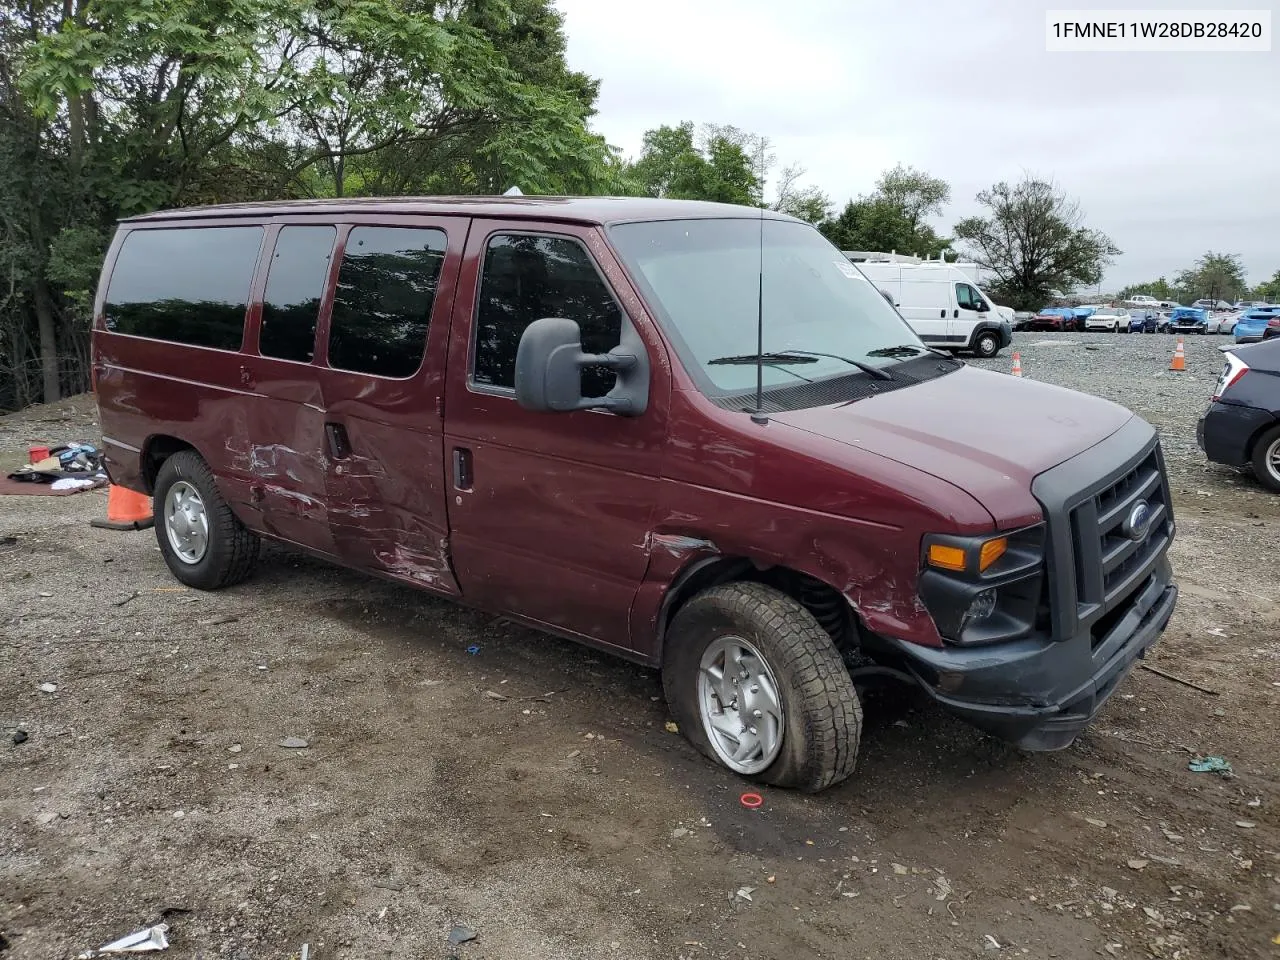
[1116,278,1176,302]
[1254,270,1280,302]
[0,0,617,408]
[818,165,951,258]
[952,175,1120,311]
[625,122,763,206]
[1171,252,1247,305]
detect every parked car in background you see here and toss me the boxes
[1207,311,1242,335]
[1235,307,1280,343]
[1169,307,1210,335]
[1192,299,1234,311]
[1123,294,1177,309]
[1073,305,1101,325]
[1026,307,1079,331]
[1128,310,1163,334]
[1198,340,1280,492]
[1085,307,1130,332]
[1012,311,1035,331]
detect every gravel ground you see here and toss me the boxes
[2,342,1278,960]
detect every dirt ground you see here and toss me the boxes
[2,337,1278,960]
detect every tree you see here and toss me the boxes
[1172,252,1247,305]
[952,175,1120,311]
[626,122,762,205]
[818,165,951,258]
[1254,269,1280,302]
[2,0,613,409]
[1116,278,1176,302]
[771,163,831,224]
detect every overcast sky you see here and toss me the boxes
[555,0,1278,291]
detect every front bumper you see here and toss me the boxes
[884,417,1178,751]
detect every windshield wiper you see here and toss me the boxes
[866,344,928,358]
[780,350,894,381]
[708,352,819,365]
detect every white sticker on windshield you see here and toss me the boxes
[833,260,861,279]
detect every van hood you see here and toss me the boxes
[770,365,1133,527]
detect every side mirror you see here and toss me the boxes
[973,300,989,313]
[514,317,649,416]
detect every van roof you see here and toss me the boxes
[121,195,801,226]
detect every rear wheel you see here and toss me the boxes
[1252,425,1280,493]
[973,331,1000,358]
[154,450,260,589]
[662,582,862,792]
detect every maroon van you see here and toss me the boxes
[91,197,1178,791]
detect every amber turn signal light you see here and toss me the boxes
[927,543,967,572]
[978,537,1008,572]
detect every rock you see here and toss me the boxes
[1235,820,1257,829]
[1127,859,1150,870]
[228,744,242,753]
[12,730,28,745]
[1101,887,1118,901]
[36,811,57,825]
[891,863,909,875]
[39,683,57,694]
[447,924,477,946]
[1085,817,1108,828]
[671,828,689,839]
[173,810,185,819]
[277,737,309,749]
[664,721,679,734]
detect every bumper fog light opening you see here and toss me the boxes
[962,588,998,629]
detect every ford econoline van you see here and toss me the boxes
[92,197,1178,792]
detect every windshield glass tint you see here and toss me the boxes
[609,218,925,393]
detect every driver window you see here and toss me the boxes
[473,233,624,398]
[956,283,980,310]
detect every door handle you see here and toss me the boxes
[453,447,473,491]
[953,309,960,318]
[939,309,946,318]
[325,422,351,460]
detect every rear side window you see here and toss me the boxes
[104,226,263,350]
[260,226,336,363]
[327,226,447,378]
[472,234,622,396]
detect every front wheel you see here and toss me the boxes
[662,582,862,792]
[973,331,1001,358]
[154,450,261,589]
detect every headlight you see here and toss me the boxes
[919,525,1046,646]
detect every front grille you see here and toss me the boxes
[1031,421,1175,649]
[1067,446,1173,647]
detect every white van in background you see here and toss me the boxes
[844,252,1014,358]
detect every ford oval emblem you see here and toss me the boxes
[1121,501,1154,542]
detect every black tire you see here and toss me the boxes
[662,582,862,792]
[1254,425,1280,494]
[153,450,260,589]
[973,331,1000,358]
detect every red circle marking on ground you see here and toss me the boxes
[740,792,763,809]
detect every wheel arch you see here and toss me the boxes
[141,434,200,493]
[654,555,862,667]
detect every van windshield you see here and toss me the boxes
[609,218,929,395]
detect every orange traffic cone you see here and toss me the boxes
[1011,352,1023,377]
[1170,336,1186,372]
[90,484,155,531]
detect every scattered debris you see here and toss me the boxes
[932,875,953,901]
[371,880,404,891]
[76,923,170,957]
[1229,903,1252,913]
[891,863,909,875]
[1140,663,1217,696]
[982,934,1001,950]
[39,683,57,694]
[277,737,309,749]
[1084,817,1108,828]
[1235,820,1256,829]
[483,690,508,701]
[447,924,477,946]
[197,615,238,627]
[739,792,763,809]
[228,744,242,754]
[1188,756,1233,776]
[734,886,755,902]
[465,645,480,656]
[1205,627,1227,637]
[1127,859,1149,870]
[671,828,689,839]
[664,721,678,734]
[12,730,28,745]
